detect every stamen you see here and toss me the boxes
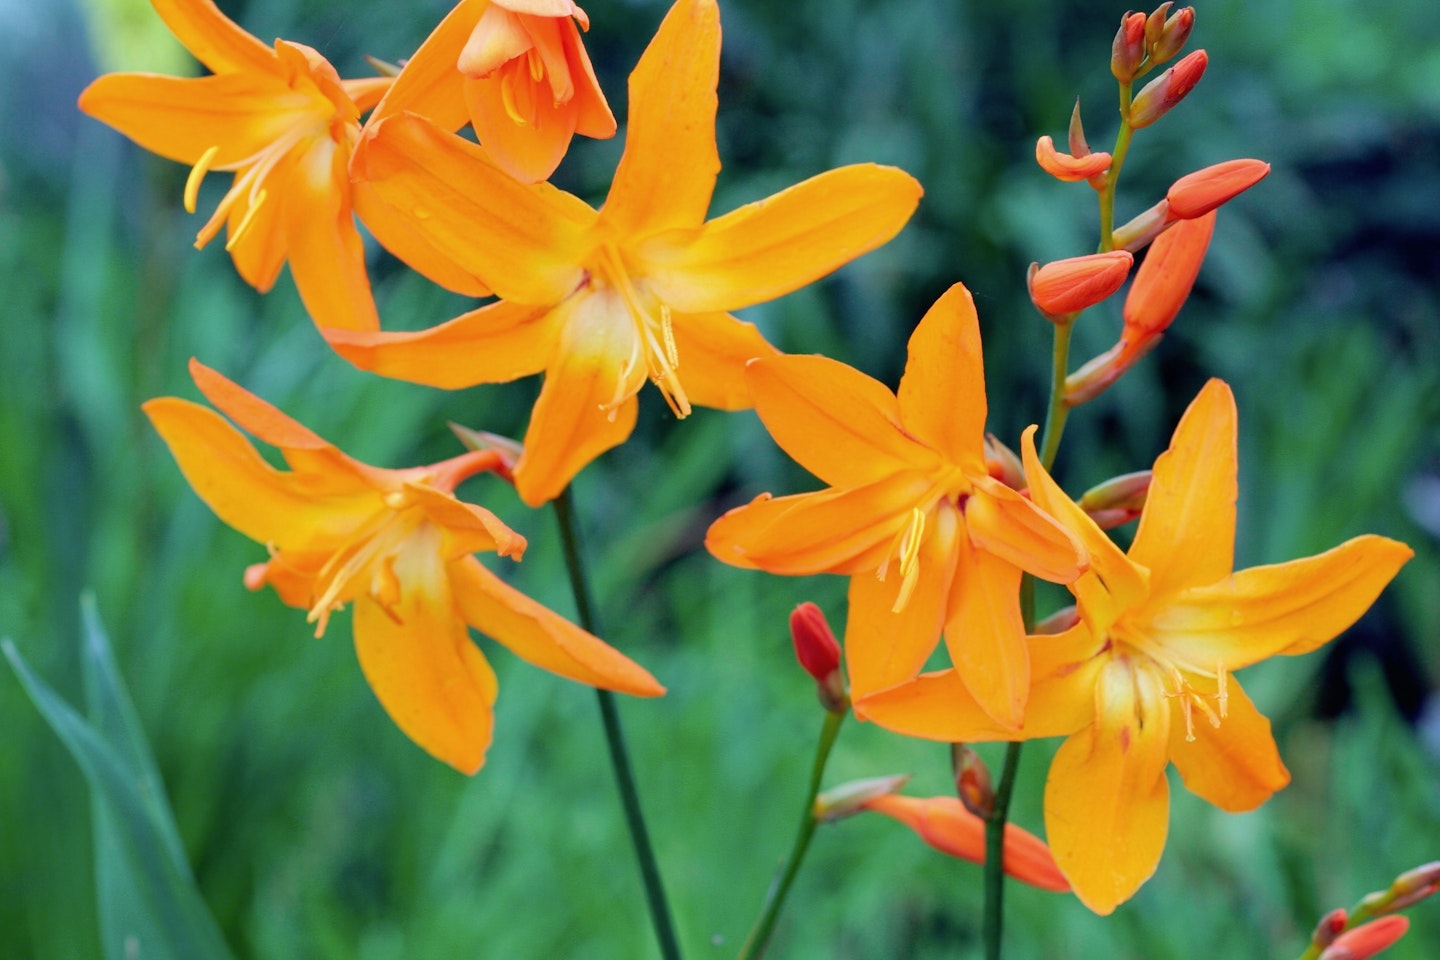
[891,507,927,613]
[185,146,220,214]
[1216,661,1229,719]
[661,304,679,369]
[595,245,691,419]
[500,71,528,126]
[224,189,268,252]
[528,48,545,83]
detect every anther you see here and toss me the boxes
[891,507,927,613]
[185,145,220,214]
[224,189,268,251]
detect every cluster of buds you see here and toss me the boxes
[789,602,847,713]
[1304,861,1440,960]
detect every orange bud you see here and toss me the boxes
[1035,136,1112,182]
[950,744,995,818]
[1033,605,1080,635]
[1152,6,1196,63]
[983,433,1025,490]
[1112,199,1172,251]
[790,602,846,712]
[1129,49,1207,128]
[1079,470,1152,528]
[1111,11,1148,82]
[813,774,910,822]
[1144,2,1173,51]
[1123,210,1216,336]
[861,794,1071,893]
[449,423,520,482]
[1167,158,1271,219]
[1067,99,1090,158]
[1028,251,1134,317]
[1319,916,1410,960]
[1312,909,1350,951]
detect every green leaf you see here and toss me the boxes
[3,606,234,960]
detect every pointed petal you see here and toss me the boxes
[1129,378,1237,594]
[354,112,595,303]
[223,156,290,291]
[150,0,275,76]
[562,21,616,139]
[365,0,480,131]
[944,542,1028,729]
[284,143,381,332]
[464,70,579,183]
[1168,677,1289,812]
[601,0,720,235]
[1044,659,1171,915]
[449,557,664,695]
[341,77,391,113]
[457,4,534,76]
[639,164,922,313]
[1147,535,1412,670]
[967,476,1087,584]
[352,581,498,775]
[324,299,558,389]
[408,486,525,559]
[188,358,329,450]
[896,283,988,469]
[351,178,492,297]
[664,311,778,411]
[845,502,959,699]
[746,353,937,489]
[704,472,931,576]
[512,297,641,505]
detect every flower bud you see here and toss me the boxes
[1079,470,1152,529]
[1144,2,1173,51]
[950,744,995,818]
[1112,199,1172,252]
[1312,909,1349,951]
[1033,605,1080,635]
[1028,251,1134,318]
[1111,11,1149,82]
[983,433,1025,491]
[790,602,847,712]
[1152,6,1196,63]
[1167,159,1271,220]
[813,774,909,822]
[1376,860,1440,913]
[1319,916,1410,960]
[1129,49,1207,128]
[1123,210,1215,336]
[1035,136,1112,182]
[448,423,521,481]
[1067,99,1090,158]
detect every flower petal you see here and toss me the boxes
[746,353,937,489]
[1044,659,1171,915]
[150,0,276,76]
[464,70,579,184]
[638,165,922,313]
[1147,534,1413,670]
[449,557,664,696]
[601,0,720,235]
[351,178,493,297]
[341,77,391,113]
[664,311,777,411]
[324,299,558,389]
[352,582,498,775]
[408,485,525,559]
[896,283,988,469]
[1129,378,1237,596]
[1167,676,1289,812]
[365,0,480,131]
[967,476,1087,584]
[944,541,1028,729]
[283,141,381,332]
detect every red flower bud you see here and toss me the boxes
[1312,909,1349,951]
[951,744,995,818]
[1130,49,1207,128]
[1079,470,1152,528]
[1111,11,1148,82]
[1028,251,1134,317]
[1319,916,1410,960]
[1167,158,1270,219]
[790,602,846,712]
[1152,6,1196,63]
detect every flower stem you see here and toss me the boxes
[982,740,1025,960]
[1098,81,1135,253]
[554,486,683,960]
[737,707,846,960]
[1038,317,1076,470]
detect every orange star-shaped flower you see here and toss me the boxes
[860,379,1412,913]
[705,283,1088,726]
[326,0,922,505]
[78,0,389,332]
[144,360,663,773]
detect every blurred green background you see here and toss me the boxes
[3,0,1439,956]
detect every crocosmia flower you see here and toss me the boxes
[705,283,1087,727]
[329,0,922,506]
[144,359,663,773]
[78,0,390,332]
[860,379,1411,914]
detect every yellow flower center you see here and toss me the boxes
[590,243,690,420]
[1107,618,1229,742]
[306,491,435,637]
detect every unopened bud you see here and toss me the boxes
[1028,251,1133,318]
[1112,199,1172,252]
[1111,11,1149,82]
[1067,99,1090,157]
[790,602,847,712]
[983,433,1025,490]
[1319,916,1410,960]
[1079,470,1152,529]
[1167,159,1271,220]
[1380,861,1440,913]
[1035,136,1112,182]
[814,774,910,822]
[950,744,995,818]
[1152,6,1196,63]
[449,423,521,481]
[1033,605,1080,635]
[1129,49,1207,128]
[1123,210,1216,337]
[1064,338,1162,407]
[1312,908,1349,950]
[1144,2,1173,51]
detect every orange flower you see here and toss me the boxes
[328,0,922,506]
[1027,250,1134,317]
[1034,135,1112,182]
[144,359,663,773]
[78,0,390,332]
[862,794,1070,893]
[1166,158,1270,220]
[364,0,614,184]
[706,283,1087,726]
[860,380,1411,914]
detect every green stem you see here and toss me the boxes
[737,708,846,960]
[981,741,1025,960]
[1098,81,1135,253]
[554,487,682,960]
[1038,317,1076,471]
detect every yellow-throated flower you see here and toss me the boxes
[705,283,1088,727]
[326,0,922,506]
[860,379,1411,913]
[78,0,390,331]
[145,359,663,773]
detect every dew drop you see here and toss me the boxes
[412,206,431,220]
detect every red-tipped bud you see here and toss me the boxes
[983,433,1025,491]
[1123,210,1216,336]
[1112,199,1172,251]
[1384,861,1440,912]
[1129,49,1207,128]
[1028,251,1134,318]
[1112,11,1149,82]
[1152,6,1196,63]
[1079,470,1152,529]
[1036,136,1112,182]
[1144,2,1173,50]
[814,774,910,822]
[1033,605,1080,635]
[1313,909,1350,951]
[1319,916,1410,960]
[950,745,995,818]
[448,423,520,482]
[861,794,1071,893]
[790,602,846,712]
[1167,159,1271,220]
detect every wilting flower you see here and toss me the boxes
[706,283,1087,726]
[328,0,922,506]
[860,379,1411,913]
[78,0,390,332]
[861,794,1070,893]
[363,0,614,184]
[144,359,663,773]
